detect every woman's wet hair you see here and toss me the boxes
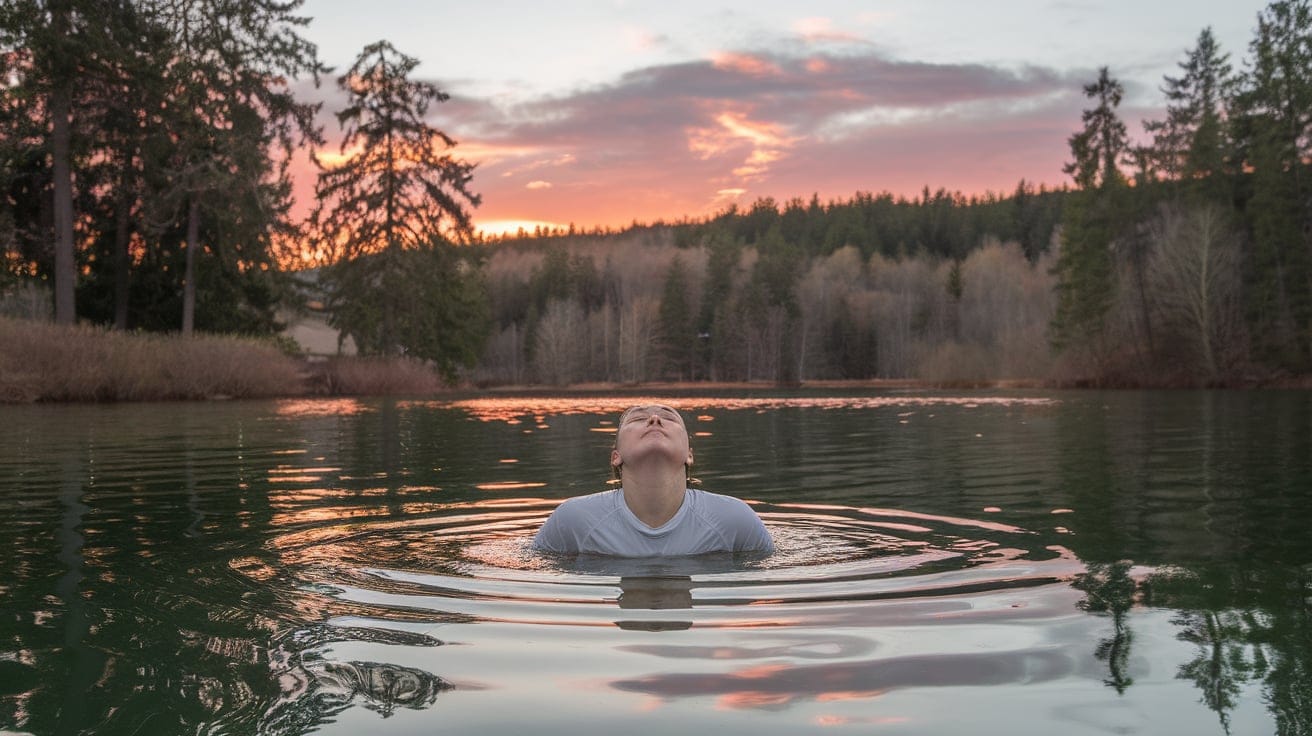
[609,404,700,486]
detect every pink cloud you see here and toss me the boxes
[711,51,783,77]
[289,48,1110,231]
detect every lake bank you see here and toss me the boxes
[3,316,1309,403]
[0,317,447,403]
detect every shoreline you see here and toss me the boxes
[7,373,1311,405]
[10,360,1312,405]
[470,378,1050,394]
[4,316,1310,404]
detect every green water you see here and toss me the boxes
[1,390,1310,735]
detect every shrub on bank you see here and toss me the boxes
[0,317,303,402]
[307,355,445,396]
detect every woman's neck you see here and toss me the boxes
[621,468,687,528]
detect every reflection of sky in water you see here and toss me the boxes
[246,393,1280,733]
[441,394,1057,424]
[6,392,1306,735]
[275,398,371,417]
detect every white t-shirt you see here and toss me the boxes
[533,488,774,557]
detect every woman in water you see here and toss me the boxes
[532,404,774,556]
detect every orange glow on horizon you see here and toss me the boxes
[476,218,570,237]
[287,116,1066,248]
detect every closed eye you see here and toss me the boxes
[623,406,683,425]
[653,409,682,424]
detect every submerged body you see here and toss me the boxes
[533,403,774,556]
[533,487,774,556]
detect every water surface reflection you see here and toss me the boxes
[0,390,1309,735]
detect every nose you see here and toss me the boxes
[646,412,662,425]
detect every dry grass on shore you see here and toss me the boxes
[305,356,445,396]
[0,317,454,403]
[0,317,305,402]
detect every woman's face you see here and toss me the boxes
[612,404,693,474]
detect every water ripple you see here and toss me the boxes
[256,499,1081,634]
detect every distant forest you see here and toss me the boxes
[471,187,1063,385]
[3,1,1311,387]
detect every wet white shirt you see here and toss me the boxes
[532,488,774,556]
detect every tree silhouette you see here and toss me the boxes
[1143,27,1235,195]
[1232,0,1312,372]
[147,0,322,334]
[1073,561,1138,693]
[310,40,482,364]
[1,0,121,323]
[657,256,694,380]
[1051,68,1133,368]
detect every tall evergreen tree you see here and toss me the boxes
[696,225,738,379]
[310,40,484,371]
[64,1,169,330]
[147,0,322,335]
[1063,67,1130,191]
[1051,68,1133,364]
[0,0,117,323]
[657,256,694,380]
[1232,0,1312,370]
[1144,27,1236,198]
[0,44,49,287]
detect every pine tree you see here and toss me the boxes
[1,0,121,323]
[696,224,739,379]
[150,0,322,334]
[1063,68,1130,191]
[1232,0,1312,370]
[1143,27,1236,199]
[657,256,694,380]
[310,40,484,371]
[1051,68,1133,367]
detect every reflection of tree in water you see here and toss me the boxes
[261,625,452,733]
[262,659,451,733]
[1072,560,1137,693]
[1148,563,1312,736]
[1172,609,1261,735]
[1266,627,1312,736]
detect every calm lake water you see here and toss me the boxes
[2,389,1310,735]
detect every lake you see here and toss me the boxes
[1,389,1310,735]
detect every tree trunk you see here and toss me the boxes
[381,250,396,353]
[1131,228,1155,367]
[113,187,131,330]
[51,82,76,325]
[182,198,199,335]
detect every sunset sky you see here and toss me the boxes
[294,0,1269,236]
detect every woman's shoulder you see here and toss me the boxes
[687,488,757,516]
[687,489,773,551]
[554,488,624,516]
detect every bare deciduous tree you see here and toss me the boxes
[533,299,587,385]
[957,240,1057,379]
[1147,203,1244,383]
[796,246,864,380]
[616,296,659,383]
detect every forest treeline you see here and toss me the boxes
[3,1,1311,389]
[471,189,1063,385]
